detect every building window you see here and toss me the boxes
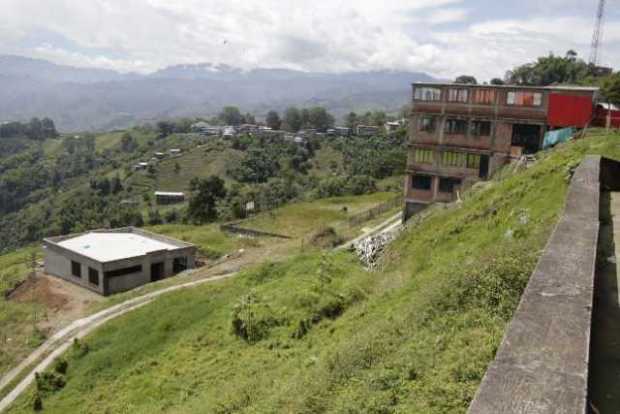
[439,178,462,193]
[507,91,542,107]
[418,116,436,132]
[414,149,433,164]
[444,119,468,135]
[88,268,99,286]
[471,121,491,136]
[71,261,81,278]
[447,88,469,103]
[411,175,432,190]
[441,151,467,168]
[467,154,481,169]
[472,89,496,105]
[104,265,142,278]
[414,87,442,101]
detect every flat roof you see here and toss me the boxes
[411,82,599,92]
[57,232,180,262]
[154,191,185,197]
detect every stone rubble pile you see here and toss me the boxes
[352,231,396,269]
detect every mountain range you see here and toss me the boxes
[0,55,436,132]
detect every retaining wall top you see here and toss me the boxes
[468,155,606,414]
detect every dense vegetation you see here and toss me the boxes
[7,131,619,413]
[0,115,406,252]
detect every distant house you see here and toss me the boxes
[43,227,196,296]
[154,152,166,159]
[385,121,401,134]
[155,191,185,205]
[169,148,182,155]
[133,162,149,170]
[356,125,380,137]
[222,126,236,138]
[334,126,351,137]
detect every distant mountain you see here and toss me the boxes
[0,56,436,131]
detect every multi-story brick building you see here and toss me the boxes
[403,82,599,219]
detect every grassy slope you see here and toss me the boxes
[0,247,45,374]
[9,132,620,413]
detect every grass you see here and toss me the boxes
[0,247,46,376]
[7,133,620,413]
[244,192,397,238]
[154,144,244,191]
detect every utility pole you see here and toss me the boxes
[29,251,38,334]
[589,0,606,66]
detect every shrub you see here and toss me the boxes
[231,292,282,343]
[53,357,68,375]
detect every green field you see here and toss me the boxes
[8,132,619,413]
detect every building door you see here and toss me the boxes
[479,155,489,178]
[151,262,165,281]
[511,124,542,154]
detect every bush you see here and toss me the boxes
[53,357,68,375]
[231,292,282,343]
[35,371,66,393]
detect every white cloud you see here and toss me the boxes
[0,0,617,80]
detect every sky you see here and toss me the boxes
[0,0,618,80]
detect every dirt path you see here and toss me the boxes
[589,192,620,413]
[0,271,236,412]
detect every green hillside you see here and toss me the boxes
[7,131,619,413]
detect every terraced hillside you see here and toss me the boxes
[6,131,618,413]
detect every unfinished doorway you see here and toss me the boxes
[173,257,188,274]
[151,262,165,281]
[479,155,489,178]
[511,124,541,154]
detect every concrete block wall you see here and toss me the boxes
[468,155,619,414]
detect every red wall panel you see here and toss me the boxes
[547,94,594,128]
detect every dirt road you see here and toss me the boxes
[0,272,236,412]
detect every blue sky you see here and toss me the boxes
[0,0,618,80]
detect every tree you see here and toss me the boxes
[41,118,59,139]
[284,107,302,132]
[174,161,181,174]
[157,121,175,138]
[265,111,282,130]
[120,132,137,152]
[602,73,620,106]
[187,176,227,223]
[345,112,359,130]
[505,51,592,86]
[490,78,505,85]
[371,111,387,127]
[308,107,334,131]
[219,106,243,126]
[455,75,478,84]
[243,113,256,124]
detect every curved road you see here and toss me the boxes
[0,272,236,412]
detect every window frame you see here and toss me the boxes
[418,116,436,132]
[88,267,99,286]
[444,119,468,135]
[414,148,434,164]
[411,175,432,191]
[414,87,442,102]
[466,153,481,169]
[472,88,496,105]
[441,151,467,168]
[506,91,543,107]
[71,261,82,278]
[447,88,469,103]
[470,120,491,137]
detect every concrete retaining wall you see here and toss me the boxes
[468,155,620,414]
